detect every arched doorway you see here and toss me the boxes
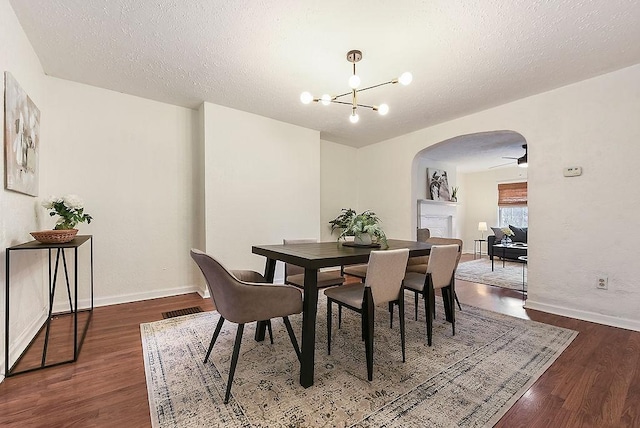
[410,130,527,252]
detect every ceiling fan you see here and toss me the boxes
[490,144,528,169]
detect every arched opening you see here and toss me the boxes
[410,130,528,253]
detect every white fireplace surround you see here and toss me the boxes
[417,199,457,238]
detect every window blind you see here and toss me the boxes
[498,182,527,206]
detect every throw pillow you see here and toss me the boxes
[509,225,528,243]
[491,227,504,241]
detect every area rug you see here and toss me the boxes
[141,295,575,427]
[456,258,526,291]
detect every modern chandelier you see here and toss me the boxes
[300,50,412,124]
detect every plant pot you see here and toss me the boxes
[354,233,372,246]
[30,229,78,244]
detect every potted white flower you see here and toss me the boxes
[31,194,93,243]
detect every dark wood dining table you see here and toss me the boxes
[252,239,432,388]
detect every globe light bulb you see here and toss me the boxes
[321,94,331,106]
[300,91,313,104]
[398,72,413,86]
[377,104,389,115]
[348,74,361,89]
[349,112,359,124]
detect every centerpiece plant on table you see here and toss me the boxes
[329,208,388,248]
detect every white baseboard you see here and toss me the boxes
[525,299,640,332]
[52,285,203,312]
[3,307,49,378]
[2,286,205,384]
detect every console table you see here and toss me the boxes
[5,235,93,376]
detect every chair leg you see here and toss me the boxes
[441,287,453,323]
[282,316,301,361]
[425,287,434,347]
[266,319,274,344]
[389,301,394,329]
[399,296,406,363]
[414,292,418,321]
[454,291,462,311]
[450,284,456,336]
[204,316,225,363]
[364,304,375,381]
[327,299,333,355]
[338,304,342,329]
[224,323,244,404]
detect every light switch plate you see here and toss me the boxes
[563,166,582,177]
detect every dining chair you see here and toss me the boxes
[324,248,409,381]
[283,239,345,288]
[190,249,303,404]
[344,228,432,279]
[403,237,463,319]
[402,244,458,346]
[405,227,431,273]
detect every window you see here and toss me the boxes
[498,182,528,227]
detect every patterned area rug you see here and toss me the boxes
[141,295,575,427]
[456,259,527,291]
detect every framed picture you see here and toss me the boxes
[426,168,451,201]
[4,71,40,196]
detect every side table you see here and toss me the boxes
[5,235,93,376]
[518,255,528,301]
[473,239,486,259]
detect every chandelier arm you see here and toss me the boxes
[330,100,375,109]
[355,80,396,93]
[333,79,397,100]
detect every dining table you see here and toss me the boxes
[252,239,432,388]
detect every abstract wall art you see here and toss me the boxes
[4,71,40,196]
[426,168,451,202]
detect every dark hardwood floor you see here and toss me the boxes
[0,254,638,427]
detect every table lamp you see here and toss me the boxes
[478,221,488,239]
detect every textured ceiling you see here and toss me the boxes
[9,0,640,150]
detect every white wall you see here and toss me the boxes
[355,64,640,331]
[43,77,202,306]
[203,103,320,283]
[1,0,204,378]
[1,0,49,377]
[458,167,527,253]
[320,140,358,242]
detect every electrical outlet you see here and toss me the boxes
[597,276,608,290]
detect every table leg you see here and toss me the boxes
[254,258,277,342]
[502,246,506,268]
[5,250,10,375]
[522,262,527,301]
[300,268,318,388]
[491,251,494,271]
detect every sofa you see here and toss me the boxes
[488,225,528,261]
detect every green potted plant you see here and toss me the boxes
[329,208,388,248]
[450,186,459,202]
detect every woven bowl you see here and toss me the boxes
[30,229,78,244]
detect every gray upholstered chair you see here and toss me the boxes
[283,239,345,288]
[403,244,459,346]
[190,249,303,404]
[324,249,409,381]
